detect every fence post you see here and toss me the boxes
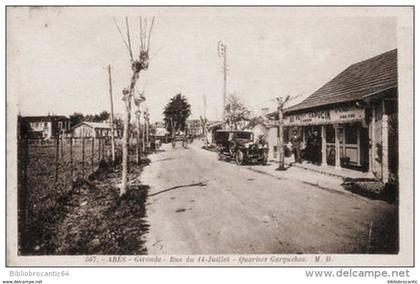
[102,138,106,161]
[55,134,60,183]
[82,137,85,175]
[98,137,101,163]
[60,132,64,160]
[91,137,95,173]
[19,137,29,252]
[70,135,73,178]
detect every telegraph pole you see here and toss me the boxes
[203,94,208,145]
[218,41,227,128]
[107,65,116,163]
[276,95,290,171]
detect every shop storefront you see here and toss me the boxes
[285,105,369,170]
[283,49,398,183]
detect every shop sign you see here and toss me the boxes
[330,107,365,121]
[285,107,364,126]
[285,110,330,125]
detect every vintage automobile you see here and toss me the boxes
[215,130,269,165]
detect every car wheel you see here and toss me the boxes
[261,151,268,165]
[236,150,244,165]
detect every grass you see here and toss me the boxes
[54,160,150,255]
[18,138,147,255]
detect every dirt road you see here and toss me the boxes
[142,140,397,254]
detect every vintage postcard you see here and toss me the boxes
[6,6,414,267]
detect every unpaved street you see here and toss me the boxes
[142,141,397,254]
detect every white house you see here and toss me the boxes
[72,121,115,138]
[21,115,70,139]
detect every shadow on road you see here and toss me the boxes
[153,157,174,163]
[149,182,208,197]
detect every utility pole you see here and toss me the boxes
[276,95,290,171]
[107,65,116,163]
[218,41,227,128]
[203,94,208,146]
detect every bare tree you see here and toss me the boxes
[113,16,155,196]
[224,94,251,130]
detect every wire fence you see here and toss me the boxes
[17,135,146,254]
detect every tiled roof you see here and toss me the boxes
[73,121,112,129]
[243,116,270,130]
[207,121,223,129]
[286,49,398,113]
[23,115,69,122]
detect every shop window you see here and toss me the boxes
[326,125,335,143]
[345,125,358,144]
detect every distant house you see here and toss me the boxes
[154,127,170,142]
[186,119,203,137]
[243,117,270,140]
[71,121,119,138]
[206,121,223,145]
[265,112,295,161]
[20,115,71,139]
[243,117,283,161]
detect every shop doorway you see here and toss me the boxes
[303,126,322,164]
[325,123,368,171]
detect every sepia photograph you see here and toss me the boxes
[5,6,414,267]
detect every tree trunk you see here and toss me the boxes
[120,72,137,196]
[146,118,149,152]
[277,98,286,170]
[136,113,141,164]
[121,102,129,195]
[142,122,146,153]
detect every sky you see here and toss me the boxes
[7,7,396,123]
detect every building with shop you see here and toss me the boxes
[284,49,398,183]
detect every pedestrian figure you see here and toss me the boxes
[312,130,321,164]
[290,130,302,163]
[306,130,314,162]
[182,135,188,148]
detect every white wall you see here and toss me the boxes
[267,126,278,161]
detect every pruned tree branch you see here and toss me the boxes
[139,17,144,52]
[113,17,131,56]
[125,17,134,61]
[147,16,155,52]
